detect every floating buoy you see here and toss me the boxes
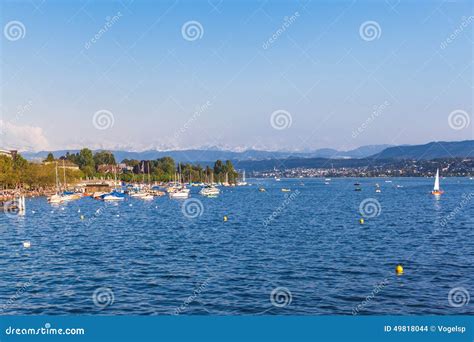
[80,215,85,220]
[395,264,404,275]
[359,218,365,225]
[223,216,228,222]
[31,210,36,214]
[23,241,31,248]
[78,209,81,213]
[116,214,120,217]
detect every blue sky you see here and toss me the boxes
[1,0,472,152]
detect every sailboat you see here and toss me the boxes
[431,168,444,196]
[169,163,190,199]
[237,170,248,186]
[103,166,125,201]
[48,161,66,204]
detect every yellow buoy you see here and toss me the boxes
[395,264,404,275]
[223,216,228,222]
[359,218,365,225]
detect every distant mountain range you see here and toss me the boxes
[21,145,392,162]
[19,140,473,164]
[372,140,474,160]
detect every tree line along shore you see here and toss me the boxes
[0,148,239,198]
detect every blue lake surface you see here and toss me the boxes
[0,178,473,315]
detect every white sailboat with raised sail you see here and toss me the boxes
[237,170,247,186]
[431,168,444,196]
[169,163,190,199]
[48,161,66,204]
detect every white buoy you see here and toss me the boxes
[23,241,31,248]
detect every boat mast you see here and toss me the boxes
[55,161,60,193]
[62,159,67,190]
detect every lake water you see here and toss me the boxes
[0,178,473,315]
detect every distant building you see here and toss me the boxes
[117,163,133,172]
[97,164,121,174]
[0,149,18,159]
[44,160,80,170]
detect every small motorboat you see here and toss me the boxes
[169,187,190,199]
[102,191,125,201]
[200,185,220,197]
[281,188,291,192]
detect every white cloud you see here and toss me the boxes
[0,120,50,151]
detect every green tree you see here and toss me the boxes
[93,151,116,167]
[44,153,55,162]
